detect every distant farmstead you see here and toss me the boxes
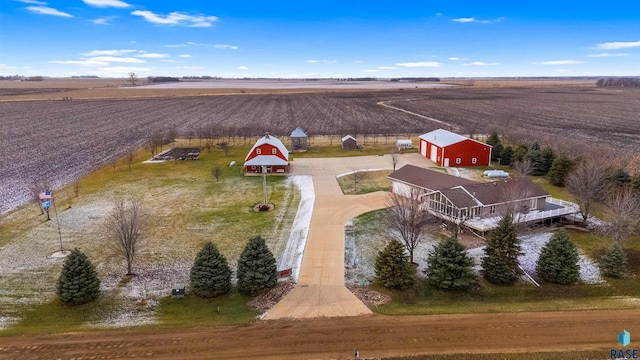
[419,129,491,167]
[244,133,290,174]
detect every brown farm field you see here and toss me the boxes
[1,82,639,213]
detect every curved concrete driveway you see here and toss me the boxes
[265,153,432,319]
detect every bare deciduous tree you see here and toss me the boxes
[606,186,640,244]
[391,151,399,171]
[566,158,611,226]
[385,188,433,264]
[127,151,135,171]
[347,170,369,192]
[211,165,222,183]
[128,72,137,86]
[105,199,145,276]
[513,159,532,177]
[498,178,535,230]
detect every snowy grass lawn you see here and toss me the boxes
[346,209,640,314]
[0,141,305,333]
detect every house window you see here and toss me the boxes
[251,166,256,170]
[456,158,461,164]
[472,158,477,164]
[256,149,261,155]
[272,148,277,155]
[489,205,496,214]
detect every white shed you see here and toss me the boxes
[396,139,412,150]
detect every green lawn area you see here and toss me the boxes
[337,170,392,194]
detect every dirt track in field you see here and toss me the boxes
[1,309,636,359]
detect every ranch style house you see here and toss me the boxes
[388,165,579,233]
[419,129,492,167]
[243,133,290,174]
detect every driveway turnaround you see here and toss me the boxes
[264,154,432,319]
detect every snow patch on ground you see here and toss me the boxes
[467,232,604,284]
[0,316,19,330]
[278,176,314,281]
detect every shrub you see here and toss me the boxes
[56,248,101,305]
[535,230,580,284]
[190,242,232,298]
[425,238,476,290]
[374,239,415,290]
[237,236,277,296]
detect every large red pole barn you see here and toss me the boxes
[418,129,492,167]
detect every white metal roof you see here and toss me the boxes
[419,129,468,147]
[396,139,412,144]
[245,134,289,161]
[341,135,356,142]
[290,127,308,138]
[244,155,289,166]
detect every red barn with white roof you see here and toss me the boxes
[244,133,290,174]
[419,129,492,167]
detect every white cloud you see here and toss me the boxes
[82,49,136,56]
[307,60,319,63]
[161,60,178,63]
[595,40,640,50]
[131,10,218,27]
[452,17,475,23]
[136,53,168,58]
[214,44,238,50]
[100,66,151,75]
[90,56,145,63]
[556,69,569,72]
[26,6,73,17]
[15,0,47,4]
[378,66,397,70]
[395,61,441,67]
[588,53,629,57]
[179,54,192,58]
[538,60,583,65]
[353,60,363,64]
[92,16,116,25]
[364,69,379,73]
[82,0,130,7]
[463,61,500,66]
[448,57,467,61]
[177,66,204,69]
[238,66,248,70]
[49,60,109,66]
[323,59,337,63]
[165,42,199,48]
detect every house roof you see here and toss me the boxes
[244,155,289,166]
[388,164,477,191]
[461,177,548,206]
[440,187,480,208]
[245,134,289,161]
[342,135,356,142]
[290,127,308,138]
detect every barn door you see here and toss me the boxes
[444,158,450,167]
[430,145,438,162]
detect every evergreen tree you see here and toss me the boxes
[535,230,580,285]
[237,236,277,296]
[609,168,632,186]
[425,238,476,290]
[511,144,529,165]
[374,239,415,290]
[548,155,573,186]
[528,149,546,176]
[601,244,627,278]
[486,132,503,161]
[190,242,232,298]
[481,214,523,285]
[541,147,556,175]
[486,132,501,148]
[56,248,101,305]
[500,146,513,166]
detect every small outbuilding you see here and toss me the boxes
[244,133,290,174]
[341,135,357,150]
[396,139,412,151]
[290,127,308,151]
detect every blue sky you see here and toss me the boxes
[1,0,639,78]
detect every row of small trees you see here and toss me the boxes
[374,214,628,292]
[57,236,278,305]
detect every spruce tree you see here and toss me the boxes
[425,238,476,290]
[481,214,523,285]
[601,244,627,278]
[56,248,101,305]
[500,146,513,166]
[190,242,232,298]
[548,155,573,186]
[237,236,277,296]
[535,230,580,285]
[374,239,415,290]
